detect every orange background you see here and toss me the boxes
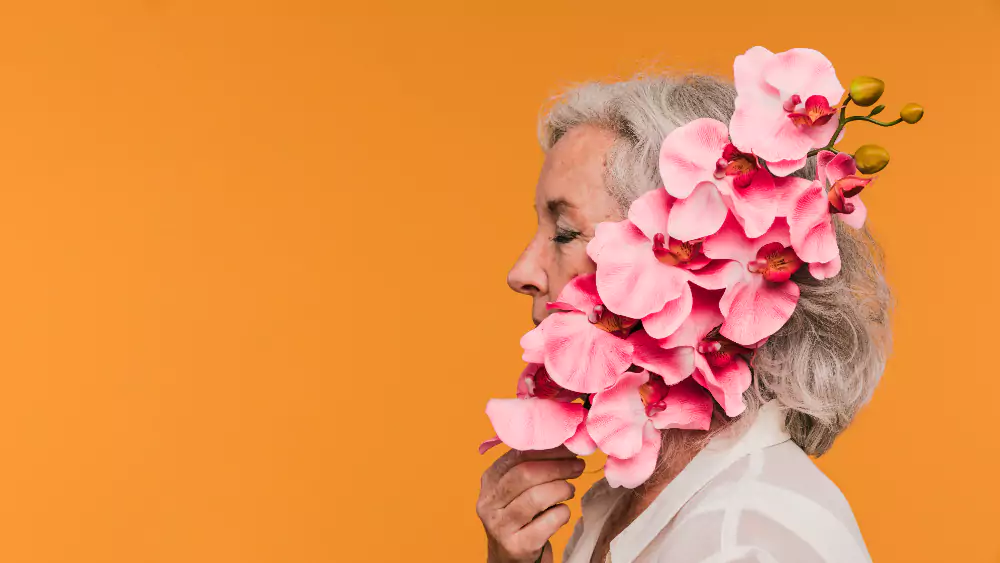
[0,1,997,562]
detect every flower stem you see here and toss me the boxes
[807,95,852,157]
[843,116,904,127]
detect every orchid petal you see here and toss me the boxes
[809,254,842,279]
[604,422,661,489]
[692,353,751,417]
[627,188,672,242]
[564,419,598,456]
[595,239,687,320]
[485,398,586,451]
[719,275,800,346]
[789,183,838,264]
[478,436,503,455]
[542,312,633,393]
[520,326,545,364]
[640,282,693,339]
[766,156,808,177]
[628,330,696,384]
[658,119,730,199]
[667,183,728,241]
[649,377,714,430]
[586,370,649,459]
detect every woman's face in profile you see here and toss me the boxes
[507,125,623,325]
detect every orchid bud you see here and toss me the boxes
[849,77,885,107]
[869,104,885,116]
[854,144,890,174]
[900,103,924,124]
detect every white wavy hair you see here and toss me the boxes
[540,75,893,456]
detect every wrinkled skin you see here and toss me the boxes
[477,125,623,563]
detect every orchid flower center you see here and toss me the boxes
[747,242,803,283]
[715,143,761,190]
[827,175,872,215]
[652,233,703,267]
[526,365,573,400]
[587,304,637,337]
[782,94,802,112]
[638,375,669,416]
[698,335,751,369]
[788,94,838,128]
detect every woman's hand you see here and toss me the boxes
[477,446,584,563]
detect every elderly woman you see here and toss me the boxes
[475,73,890,563]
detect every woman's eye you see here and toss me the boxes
[551,228,581,245]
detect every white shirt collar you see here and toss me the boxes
[602,401,791,562]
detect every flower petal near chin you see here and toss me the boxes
[789,183,838,264]
[543,312,634,393]
[551,273,603,314]
[587,370,650,459]
[520,326,546,364]
[719,274,800,346]
[640,282,693,339]
[627,187,673,242]
[604,421,661,489]
[667,182,729,241]
[628,330,696,384]
[478,435,503,455]
[485,398,586,451]
[649,377,715,430]
[692,353,751,418]
[595,239,687,320]
[565,419,598,456]
[809,254,842,280]
[658,119,730,199]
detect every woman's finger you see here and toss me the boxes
[499,480,575,533]
[513,504,572,554]
[485,458,584,509]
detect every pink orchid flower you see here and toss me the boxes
[519,274,636,394]
[788,151,872,279]
[586,188,741,338]
[729,46,845,171]
[702,215,803,346]
[659,285,754,417]
[586,370,713,488]
[480,363,596,455]
[659,117,787,239]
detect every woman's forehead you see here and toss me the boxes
[535,125,618,219]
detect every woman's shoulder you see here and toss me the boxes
[657,441,871,562]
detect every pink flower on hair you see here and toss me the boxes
[586,370,713,488]
[788,151,873,279]
[702,215,803,346]
[519,274,636,394]
[729,47,845,171]
[481,363,596,455]
[659,286,754,417]
[659,118,787,239]
[586,188,741,338]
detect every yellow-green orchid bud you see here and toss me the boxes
[854,144,890,174]
[900,103,924,124]
[849,77,885,107]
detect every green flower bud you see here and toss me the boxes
[900,103,924,124]
[869,104,885,116]
[854,144,890,174]
[849,76,885,107]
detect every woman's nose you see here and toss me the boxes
[507,238,547,297]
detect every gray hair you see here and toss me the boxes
[539,75,892,456]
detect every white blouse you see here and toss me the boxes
[563,402,872,563]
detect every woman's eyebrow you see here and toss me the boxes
[545,198,575,217]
